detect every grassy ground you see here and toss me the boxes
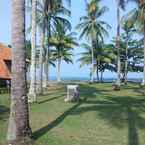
[1,82,145,145]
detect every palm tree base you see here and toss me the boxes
[28,93,37,103]
[43,81,49,88]
[141,80,145,86]
[7,137,34,145]
[112,83,121,91]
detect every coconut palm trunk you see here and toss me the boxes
[44,47,49,87]
[57,58,61,82]
[38,28,45,94]
[96,66,99,81]
[44,56,49,86]
[57,48,61,82]
[91,50,94,82]
[116,0,121,86]
[96,61,99,82]
[125,33,129,84]
[142,25,145,85]
[7,0,32,141]
[101,70,103,82]
[91,40,95,82]
[97,59,101,82]
[44,18,50,87]
[28,0,37,102]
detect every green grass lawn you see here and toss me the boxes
[1,83,145,145]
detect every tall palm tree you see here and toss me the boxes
[7,0,32,141]
[43,0,71,87]
[78,43,116,81]
[49,27,77,82]
[54,48,73,82]
[124,0,145,84]
[28,0,37,102]
[76,0,110,82]
[115,0,126,87]
[121,19,135,84]
[35,0,71,92]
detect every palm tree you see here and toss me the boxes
[49,26,77,82]
[35,0,71,91]
[76,0,110,82]
[115,0,126,87]
[78,43,116,82]
[54,48,73,82]
[121,19,135,84]
[7,0,32,141]
[28,0,37,102]
[124,0,145,84]
[44,0,71,87]
[43,0,71,87]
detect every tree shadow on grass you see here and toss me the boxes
[133,87,145,96]
[70,96,145,145]
[38,94,65,104]
[40,89,65,97]
[32,101,82,140]
[0,105,9,121]
[79,84,108,99]
[33,84,145,145]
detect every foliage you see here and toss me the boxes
[49,23,78,64]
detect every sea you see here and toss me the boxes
[47,76,143,83]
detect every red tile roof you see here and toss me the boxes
[0,43,11,79]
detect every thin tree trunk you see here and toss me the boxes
[7,0,31,141]
[116,0,121,87]
[57,50,61,82]
[98,60,101,82]
[44,18,50,87]
[44,60,50,86]
[44,49,49,86]
[28,0,37,102]
[96,61,99,82]
[38,28,45,95]
[91,41,95,82]
[142,25,145,85]
[100,63,103,82]
[125,34,129,84]
[101,71,103,82]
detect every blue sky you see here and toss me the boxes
[0,0,141,79]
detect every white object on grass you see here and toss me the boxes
[65,85,80,102]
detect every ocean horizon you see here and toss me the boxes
[44,76,143,83]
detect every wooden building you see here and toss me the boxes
[0,43,11,86]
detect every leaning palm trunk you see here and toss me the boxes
[57,58,61,82]
[142,25,145,85]
[28,0,37,102]
[116,0,121,86]
[7,0,31,141]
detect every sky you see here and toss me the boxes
[0,0,141,79]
